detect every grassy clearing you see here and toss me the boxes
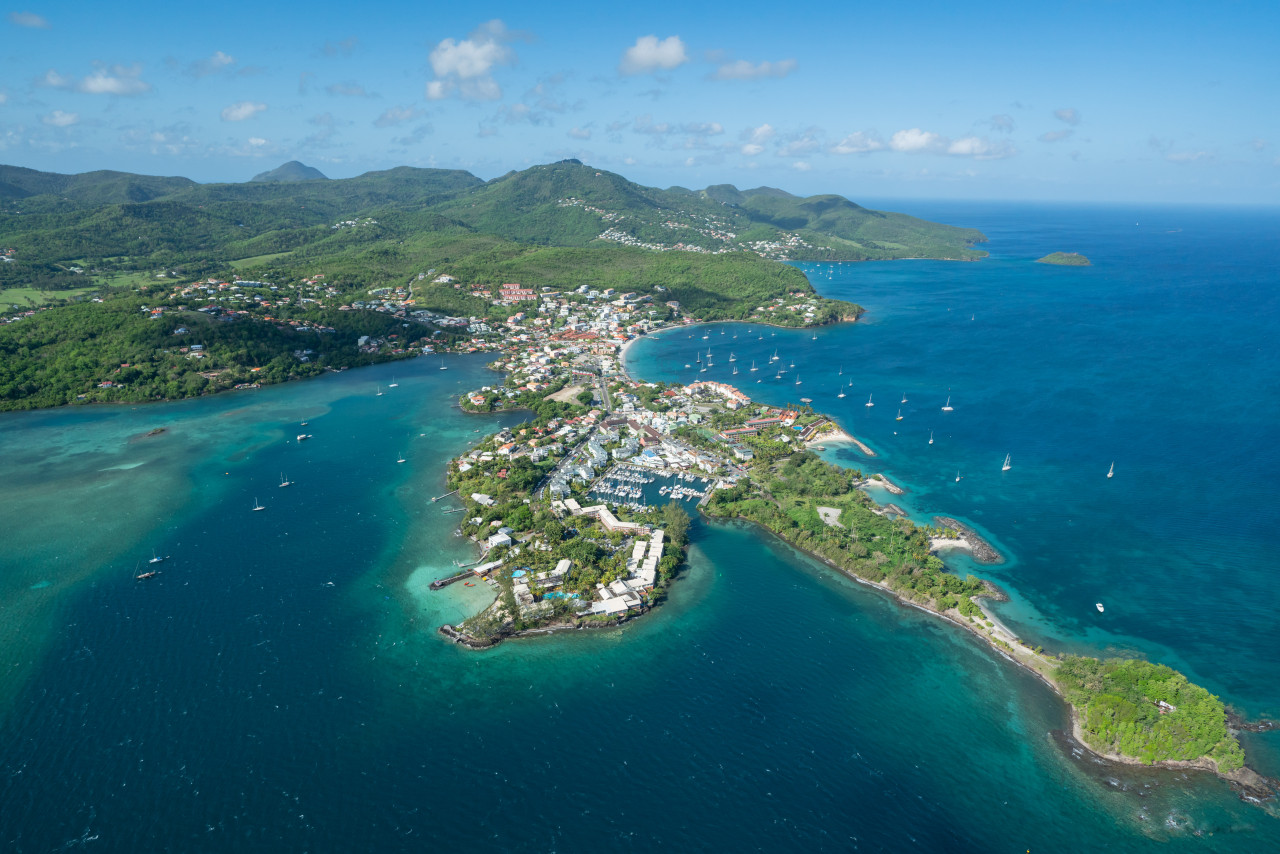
[230,251,293,270]
[0,286,98,308]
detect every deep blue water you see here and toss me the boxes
[1,203,1279,851]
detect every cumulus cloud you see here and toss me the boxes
[791,160,811,171]
[248,136,268,147]
[326,81,370,97]
[885,128,1014,159]
[777,130,822,157]
[947,136,1016,159]
[739,123,776,156]
[633,114,672,135]
[987,114,1015,133]
[619,35,688,75]
[374,105,423,127]
[890,128,946,153]
[830,131,884,155]
[221,101,266,121]
[426,20,522,101]
[42,109,78,127]
[1039,128,1073,143]
[181,50,236,78]
[40,63,152,96]
[9,11,49,28]
[568,126,592,140]
[393,123,433,146]
[712,59,796,81]
[1053,107,1081,125]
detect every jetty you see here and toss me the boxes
[431,489,458,503]
[429,571,473,590]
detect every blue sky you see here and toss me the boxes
[2,0,1277,202]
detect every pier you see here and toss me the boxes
[431,489,458,503]
[429,571,473,590]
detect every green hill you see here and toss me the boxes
[250,161,328,183]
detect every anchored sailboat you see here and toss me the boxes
[1002,454,1012,472]
[1107,462,1114,478]
[865,393,874,407]
[252,497,265,512]
[928,430,934,445]
[895,410,903,421]
[749,360,758,372]
[941,395,953,412]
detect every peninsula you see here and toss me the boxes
[428,288,1274,804]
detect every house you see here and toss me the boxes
[470,493,496,507]
[487,532,514,549]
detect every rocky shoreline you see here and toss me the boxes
[933,516,1005,564]
[439,610,643,650]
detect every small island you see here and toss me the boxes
[1036,251,1092,266]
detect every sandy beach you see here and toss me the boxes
[807,427,876,456]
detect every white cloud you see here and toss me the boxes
[1166,150,1212,163]
[184,50,235,78]
[568,126,592,140]
[9,11,49,28]
[374,105,423,128]
[712,59,796,81]
[426,20,519,101]
[41,64,152,96]
[890,128,946,153]
[830,131,884,154]
[248,137,268,147]
[682,121,723,136]
[777,131,822,157]
[221,101,266,121]
[1249,138,1267,151]
[1039,129,1073,143]
[791,160,811,171]
[739,123,775,155]
[633,114,672,135]
[947,135,1016,159]
[42,109,78,127]
[1054,107,1081,126]
[619,35,688,75]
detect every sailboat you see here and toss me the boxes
[838,366,843,375]
[148,550,165,565]
[955,471,962,482]
[865,394,874,408]
[770,349,779,362]
[928,430,934,445]
[941,396,953,412]
[252,497,265,512]
[732,366,738,375]
[375,385,384,396]
[279,473,292,487]
[837,388,846,399]
[439,357,447,371]
[397,452,407,464]
[1002,454,1011,472]
[728,352,736,362]
[901,393,908,404]
[389,377,399,388]
[811,331,817,341]
[795,376,802,386]
[1107,462,1114,478]
[749,360,758,372]
[895,410,903,421]
[135,563,158,581]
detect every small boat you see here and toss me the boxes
[941,395,953,412]
[136,570,158,581]
[795,376,802,385]
[865,394,874,408]
[280,473,292,487]
[389,377,399,388]
[439,358,447,371]
[728,353,736,362]
[252,497,265,512]
[301,421,308,426]
[700,367,707,373]
[297,433,312,441]
[895,410,903,421]
[1107,462,1114,478]
[955,471,962,482]
[811,331,817,341]
[838,366,843,375]
[1096,602,1105,613]
[732,366,738,375]
[928,430,934,445]
[397,453,406,464]
[770,349,779,362]
[464,582,475,587]
[901,393,907,404]
[749,361,757,372]
[1002,454,1011,472]
[837,390,845,399]
[684,364,691,368]
[148,550,165,565]
[376,388,384,396]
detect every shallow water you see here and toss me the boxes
[1,203,1278,851]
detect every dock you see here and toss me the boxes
[431,489,458,503]
[429,571,473,590]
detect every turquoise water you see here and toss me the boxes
[1,203,1278,850]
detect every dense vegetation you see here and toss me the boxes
[1056,656,1244,771]
[1036,252,1091,266]
[706,451,988,617]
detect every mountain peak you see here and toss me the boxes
[250,161,328,183]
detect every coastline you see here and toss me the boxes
[806,427,877,457]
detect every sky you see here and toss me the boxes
[2,0,1278,203]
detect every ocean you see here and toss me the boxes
[1,202,1278,851]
